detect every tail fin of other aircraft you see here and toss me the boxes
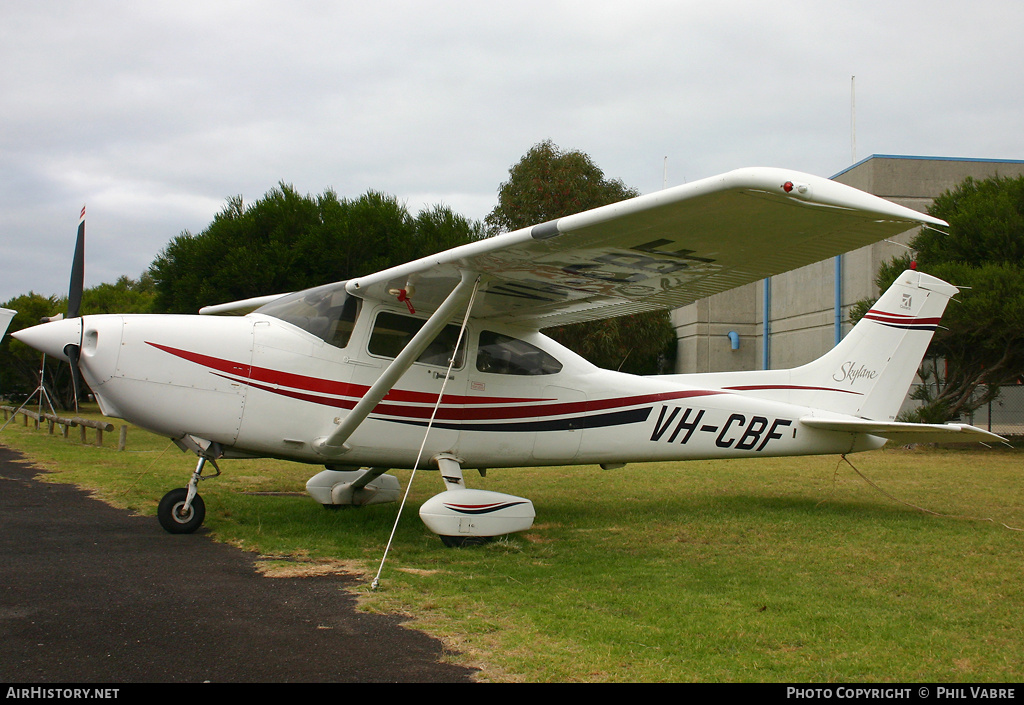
[0,308,15,341]
[678,270,959,421]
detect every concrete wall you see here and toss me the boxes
[671,283,761,373]
[672,155,1024,373]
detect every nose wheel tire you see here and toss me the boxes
[157,488,206,534]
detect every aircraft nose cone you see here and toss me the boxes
[11,318,81,363]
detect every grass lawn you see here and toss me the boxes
[2,405,1022,682]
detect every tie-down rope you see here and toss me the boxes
[372,276,481,590]
[832,453,1022,532]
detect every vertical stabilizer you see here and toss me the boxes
[675,270,960,421]
[788,270,958,420]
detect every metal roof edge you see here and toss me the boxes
[831,154,1024,180]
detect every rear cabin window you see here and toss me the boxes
[255,282,360,349]
[476,330,562,376]
[368,312,466,368]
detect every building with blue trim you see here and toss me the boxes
[671,155,1024,374]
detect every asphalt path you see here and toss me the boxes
[0,445,478,684]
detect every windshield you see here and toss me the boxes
[255,282,359,348]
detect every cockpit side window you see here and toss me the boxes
[368,311,466,368]
[254,282,360,348]
[476,330,562,375]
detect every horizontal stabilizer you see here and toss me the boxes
[800,417,1005,444]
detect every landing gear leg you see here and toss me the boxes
[157,455,219,534]
[436,453,466,492]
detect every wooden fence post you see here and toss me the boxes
[1,406,115,448]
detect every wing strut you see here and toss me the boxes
[373,277,482,588]
[313,270,479,457]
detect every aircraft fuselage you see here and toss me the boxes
[65,305,879,471]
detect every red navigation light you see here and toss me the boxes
[782,181,794,193]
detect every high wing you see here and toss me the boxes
[343,167,947,327]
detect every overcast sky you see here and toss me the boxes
[3,0,1023,305]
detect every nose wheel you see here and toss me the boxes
[157,454,218,534]
[157,488,206,534]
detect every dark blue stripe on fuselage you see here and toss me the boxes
[381,407,653,432]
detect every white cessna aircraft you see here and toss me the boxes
[13,168,1003,546]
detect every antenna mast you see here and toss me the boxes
[851,75,857,163]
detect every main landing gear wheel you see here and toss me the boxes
[157,488,206,534]
[440,535,494,548]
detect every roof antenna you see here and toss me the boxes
[851,76,857,163]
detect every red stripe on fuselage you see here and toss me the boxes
[723,384,862,396]
[148,341,726,421]
[147,341,550,405]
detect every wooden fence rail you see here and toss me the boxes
[1,405,126,449]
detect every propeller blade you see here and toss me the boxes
[65,205,86,411]
[67,205,85,319]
